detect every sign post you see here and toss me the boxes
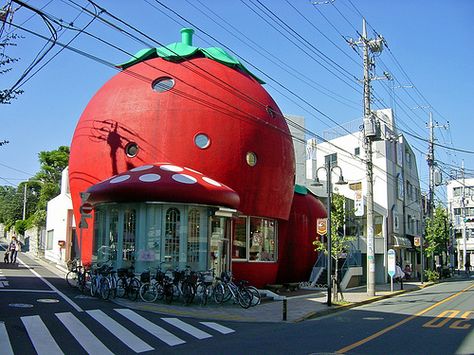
[387,249,396,292]
[78,192,92,265]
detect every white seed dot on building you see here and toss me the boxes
[202,176,221,187]
[110,175,131,184]
[139,173,161,182]
[172,174,197,184]
[130,165,154,172]
[160,165,184,172]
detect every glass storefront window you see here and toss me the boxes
[165,208,180,265]
[232,217,247,260]
[122,208,136,267]
[187,208,200,266]
[249,217,276,262]
[109,209,118,262]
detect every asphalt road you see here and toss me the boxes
[1,249,473,355]
[168,278,474,355]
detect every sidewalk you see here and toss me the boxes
[113,280,433,323]
[9,247,439,323]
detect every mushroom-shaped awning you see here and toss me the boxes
[86,163,240,209]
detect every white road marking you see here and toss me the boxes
[0,321,14,355]
[56,312,114,355]
[0,280,9,287]
[115,308,185,346]
[162,318,212,339]
[17,257,83,312]
[200,322,235,334]
[21,315,63,355]
[87,309,154,353]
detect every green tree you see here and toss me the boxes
[313,193,355,301]
[31,146,70,227]
[0,146,70,233]
[424,205,449,267]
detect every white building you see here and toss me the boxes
[305,109,423,283]
[447,177,474,268]
[45,167,76,266]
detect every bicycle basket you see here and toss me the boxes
[117,268,127,278]
[140,271,150,283]
[203,273,214,283]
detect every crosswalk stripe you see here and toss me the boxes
[21,315,63,355]
[56,312,114,355]
[87,310,154,353]
[200,322,235,334]
[115,308,185,346]
[0,321,14,355]
[162,318,212,339]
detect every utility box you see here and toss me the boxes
[364,117,380,139]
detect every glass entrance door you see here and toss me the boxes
[209,216,231,277]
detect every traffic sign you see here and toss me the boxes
[387,249,396,277]
[414,236,421,247]
[80,202,93,216]
[317,218,327,235]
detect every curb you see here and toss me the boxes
[297,283,435,323]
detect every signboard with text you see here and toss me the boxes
[388,249,396,278]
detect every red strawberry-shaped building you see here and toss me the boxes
[69,28,326,287]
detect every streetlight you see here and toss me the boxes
[312,162,347,306]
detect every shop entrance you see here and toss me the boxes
[209,216,231,277]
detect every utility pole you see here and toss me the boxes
[358,19,384,297]
[425,112,448,275]
[461,160,467,269]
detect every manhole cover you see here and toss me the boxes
[363,317,384,321]
[74,295,95,300]
[37,299,60,303]
[9,303,34,308]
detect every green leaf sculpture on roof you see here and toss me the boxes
[117,28,264,84]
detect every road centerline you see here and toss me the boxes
[335,282,474,354]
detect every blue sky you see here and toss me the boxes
[1,0,473,205]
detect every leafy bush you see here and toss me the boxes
[424,269,440,282]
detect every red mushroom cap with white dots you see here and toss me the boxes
[85,163,240,209]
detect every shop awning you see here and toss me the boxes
[391,235,413,248]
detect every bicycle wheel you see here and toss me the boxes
[213,282,225,304]
[66,271,78,288]
[128,277,140,301]
[140,283,158,303]
[100,278,111,300]
[116,278,126,298]
[195,283,206,305]
[90,275,98,297]
[155,283,165,301]
[182,282,195,305]
[237,288,252,309]
[82,271,91,294]
[246,286,261,306]
[164,284,174,304]
[222,283,232,303]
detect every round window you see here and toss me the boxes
[246,152,257,167]
[125,142,139,157]
[194,133,210,149]
[152,77,175,92]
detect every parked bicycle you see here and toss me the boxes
[213,271,254,309]
[116,266,140,301]
[195,269,215,306]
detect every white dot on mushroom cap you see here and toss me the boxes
[131,165,154,172]
[202,176,222,187]
[185,167,203,175]
[160,165,184,172]
[139,173,161,182]
[172,174,197,184]
[110,175,131,184]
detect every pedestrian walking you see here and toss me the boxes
[9,236,21,264]
[465,259,471,277]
